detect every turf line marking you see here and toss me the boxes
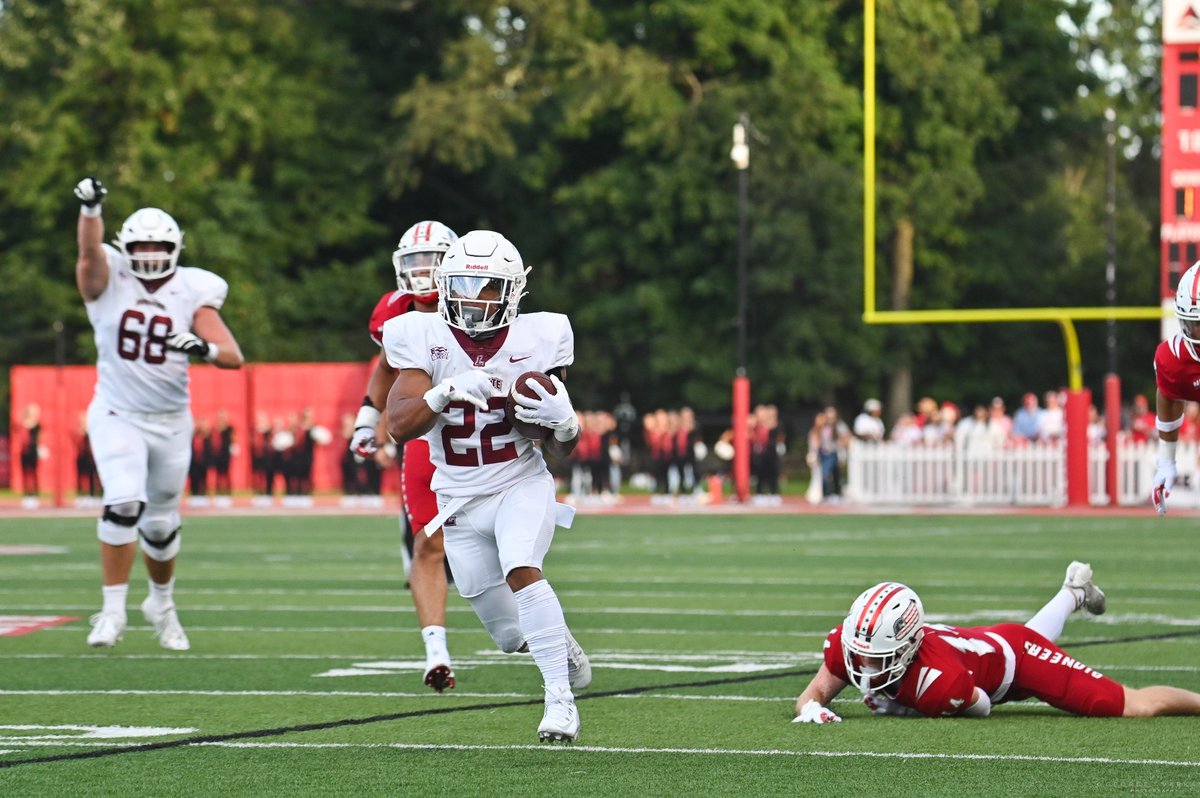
[0,689,795,702]
[3,626,1197,769]
[190,742,1200,767]
[0,668,814,769]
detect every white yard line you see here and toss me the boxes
[186,741,1200,767]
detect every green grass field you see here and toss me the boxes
[1,511,1198,796]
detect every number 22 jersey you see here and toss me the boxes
[381,311,573,498]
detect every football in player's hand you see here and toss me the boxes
[505,371,554,440]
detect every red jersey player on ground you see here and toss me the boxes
[349,220,459,691]
[793,562,1200,723]
[1152,261,1200,515]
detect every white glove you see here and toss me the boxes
[863,693,919,716]
[513,374,579,441]
[1152,458,1177,517]
[350,404,381,463]
[74,176,107,215]
[792,699,841,724]
[349,426,377,463]
[424,370,494,412]
[166,331,216,361]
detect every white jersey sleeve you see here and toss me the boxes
[382,312,575,498]
[86,248,229,414]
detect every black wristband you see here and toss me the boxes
[361,395,378,410]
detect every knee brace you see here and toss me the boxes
[138,514,181,562]
[466,583,525,653]
[97,501,145,546]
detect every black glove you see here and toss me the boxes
[74,177,108,208]
[166,331,215,360]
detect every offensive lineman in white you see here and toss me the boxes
[383,230,591,742]
[74,177,244,650]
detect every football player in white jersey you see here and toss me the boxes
[383,230,591,743]
[73,176,244,651]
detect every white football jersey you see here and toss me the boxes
[382,311,574,497]
[86,244,228,413]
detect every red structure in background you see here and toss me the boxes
[1163,3,1200,312]
[9,362,387,504]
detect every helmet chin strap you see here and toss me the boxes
[1186,338,1200,363]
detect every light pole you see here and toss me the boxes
[1103,106,1121,506]
[730,114,751,502]
[1105,106,1118,374]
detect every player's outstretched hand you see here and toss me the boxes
[1152,458,1177,516]
[74,177,107,208]
[792,699,841,724]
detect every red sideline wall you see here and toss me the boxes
[10,362,391,502]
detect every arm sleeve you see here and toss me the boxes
[958,688,992,718]
[1155,341,1184,402]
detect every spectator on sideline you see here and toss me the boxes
[1038,390,1066,443]
[853,398,885,442]
[1131,394,1156,444]
[1011,392,1041,442]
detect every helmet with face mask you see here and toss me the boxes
[115,208,184,280]
[841,582,925,693]
[392,221,457,303]
[435,230,528,338]
[1176,261,1200,359]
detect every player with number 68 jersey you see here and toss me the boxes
[73,176,243,654]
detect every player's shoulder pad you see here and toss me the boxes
[177,266,229,309]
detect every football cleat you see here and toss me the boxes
[86,611,126,647]
[141,596,191,651]
[1064,561,1106,616]
[537,686,579,743]
[423,657,456,693]
[566,632,592,691]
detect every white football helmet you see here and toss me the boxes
[1176,261,1200,358]
[436,230,529,338]
[841,582,925,693]
[115,208,183,280]
[392,220,457,303]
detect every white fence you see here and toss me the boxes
[844,439,1199,508]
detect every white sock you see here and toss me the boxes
[101,583,128,616]
[513,580,570,692]
[148,578,175,606]
[1025,588,1078,642]
[422,625,449,659]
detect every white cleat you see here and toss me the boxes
[1064,561,1106,615]
[141,597,191,651]
[566,632,592,691]
[537,686,580,743]
[423,654,456,693]
[86,612,126,647]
